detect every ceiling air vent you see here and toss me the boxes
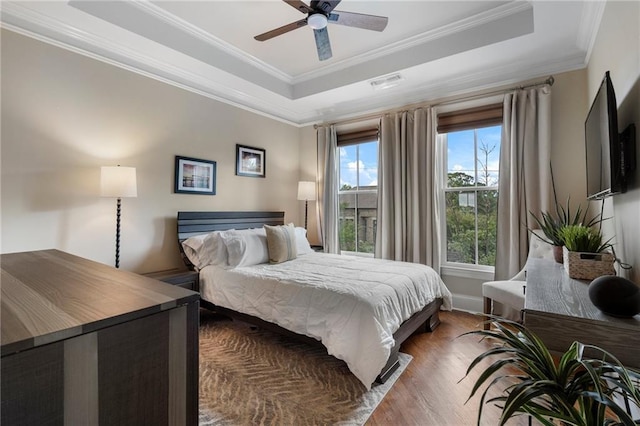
[370,73,403,91]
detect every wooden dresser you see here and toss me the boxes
[1,249,200,425]
[524,258,640,368]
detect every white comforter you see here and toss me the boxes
[199,253,452,389]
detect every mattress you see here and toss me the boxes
[199,252,452,388]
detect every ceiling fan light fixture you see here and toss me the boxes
[307,13,328,30]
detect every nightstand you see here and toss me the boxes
[143,269,199,292]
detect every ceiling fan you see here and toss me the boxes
[254,0,388,61]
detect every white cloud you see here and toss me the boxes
[339,141,380,188]
[340,160,378,187]
[348,160,363,170]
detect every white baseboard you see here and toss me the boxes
[450,293,483,314]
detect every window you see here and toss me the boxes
[338,134,378,255]
[439,104,502,268]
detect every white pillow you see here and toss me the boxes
[181,234,207,268]
[294,227,314,255]
[220,228,269,268]
[201,231,231,266]
[181,230,231,270]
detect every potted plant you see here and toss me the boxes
[461,318,640,425]
[559,224,612,253]
[529,209,564,263]
[558,224,615,280]
[529,198,602,264]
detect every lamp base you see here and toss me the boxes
[304,200,309,230]
[115,197,121,268]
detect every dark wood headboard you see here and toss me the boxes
[177,211,285,269]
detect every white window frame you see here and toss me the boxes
[436,96,502,281]
[337,139,378,257]
[437,133,498,278]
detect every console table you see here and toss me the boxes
[1,250,200,425]
[524,258,640,368]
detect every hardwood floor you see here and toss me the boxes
[367,310,532,426]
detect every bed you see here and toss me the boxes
[178,211,452,389]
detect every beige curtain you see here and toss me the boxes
[495,86,553,280]
[316,125,340,253]
[376,108,441,272]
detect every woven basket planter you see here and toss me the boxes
[562,246,615,281]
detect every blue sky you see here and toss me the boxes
[447,125,501,186]
[339,141,378,187]
[338,125,502,188]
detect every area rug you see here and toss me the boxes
[198,311,411,426]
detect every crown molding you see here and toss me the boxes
[128,0,294,83]
[0,2,303,126]
[0,1,593,128]
[67,0,293,98]
[292,1,533,84]
[308,51,587,126]
[292,2,535,99]
[576,0,606,66]
[131,0,532,87]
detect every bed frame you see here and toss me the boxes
[177,211,443,383]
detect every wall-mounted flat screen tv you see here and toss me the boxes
[585,71,623,199]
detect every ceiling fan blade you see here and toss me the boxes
[283,0,314,14]
[254,18,308,41]
[310,1,341,14]
[313,27,332,61]
[328,10,388,32]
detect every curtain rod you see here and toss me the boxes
[314,76,554,129]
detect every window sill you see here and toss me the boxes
[440,264,495,281]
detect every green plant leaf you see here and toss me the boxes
[460,318,640,426]
[500,380,576,425]
[559,224,613,253]
[528,197,607,247]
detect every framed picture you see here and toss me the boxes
[236,144,266,178]
[175,156,216,195]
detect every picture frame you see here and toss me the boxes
[236,144,266,178]
[175,156,216,195]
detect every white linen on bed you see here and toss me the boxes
[200,252,452,389]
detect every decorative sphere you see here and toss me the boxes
[588,276,640,318]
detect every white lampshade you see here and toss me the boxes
[101,166,137,198]
[297,181,316,201]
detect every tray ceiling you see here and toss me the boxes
[0,1,603,126]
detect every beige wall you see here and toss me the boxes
[298,4,640,303]
[3,1,636,299]
[298,125,320,245]
[1,30,301,273]
[297,69,590,310]
[586,0,640,282]
[549,69,590,207]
